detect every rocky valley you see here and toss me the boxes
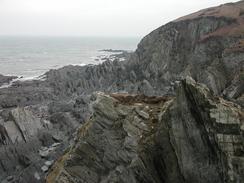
[0,1,243,183]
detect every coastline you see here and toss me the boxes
[0,49,130,89]
[0,75,46,89]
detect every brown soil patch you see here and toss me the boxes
[200,18,244,42]
[175,1,244,22]
[110,93,171,105]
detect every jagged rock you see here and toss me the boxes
[0,102,81,182]
[51,143,61,147]
[39,143,62,158]
[164,76,244,182]
[39,147,50,158]
[10,107,43,142]
[41,166,48,173]
[0,1,243,182]
[47,77,243,183]
[34,172,41,180]
[6,176,13,181]
[135,107,149,119]
[46,92,169,183]
[44,160,54,167]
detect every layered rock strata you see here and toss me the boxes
[0,1,244,182]
[47,77,244,183]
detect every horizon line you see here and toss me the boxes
[0,34,142,39]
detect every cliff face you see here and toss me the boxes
[0,1,243,109]
[135,7,244,97]
[47,77,244,183]
[42,1,244,99]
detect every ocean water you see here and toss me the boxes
[0,36,140,79]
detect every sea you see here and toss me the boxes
[0,36,140,79]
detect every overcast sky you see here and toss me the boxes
[0,0,240,37]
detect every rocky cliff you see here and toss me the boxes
[0,1,243,182]
[47,77,244,183]
[43,0,243,99]
[1,1,243,106]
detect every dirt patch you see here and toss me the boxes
[46,153,69,183]
[110,93,171,105]
[200,18,244,42]
[175,2,244,22]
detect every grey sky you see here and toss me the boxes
[0,0,240,37]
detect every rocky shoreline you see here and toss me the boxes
[0,74,17,88]
[0,1,243,183]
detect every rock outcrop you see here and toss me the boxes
[47,77,244,183]
[42,0,243,99]
[0,1,243,182]
[0,1,243,107]
[0,99,86,182]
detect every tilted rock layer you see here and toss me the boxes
[0,1,243,109]
[0,1,243,182]
[47,77,244,183]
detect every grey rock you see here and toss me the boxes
[0,1,244,182]
[0,74,17,88]
[135,107,149,119]
[44,160,54,167]
[6,176,13,181]
[34,172,40,180]
[51,142,61,147]
[39,148,49,158]
[41,165,48,173]
[47,77,243,183]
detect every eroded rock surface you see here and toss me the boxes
[47,77,243,183]
[0,98,88,182]
[0,1,243,182]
